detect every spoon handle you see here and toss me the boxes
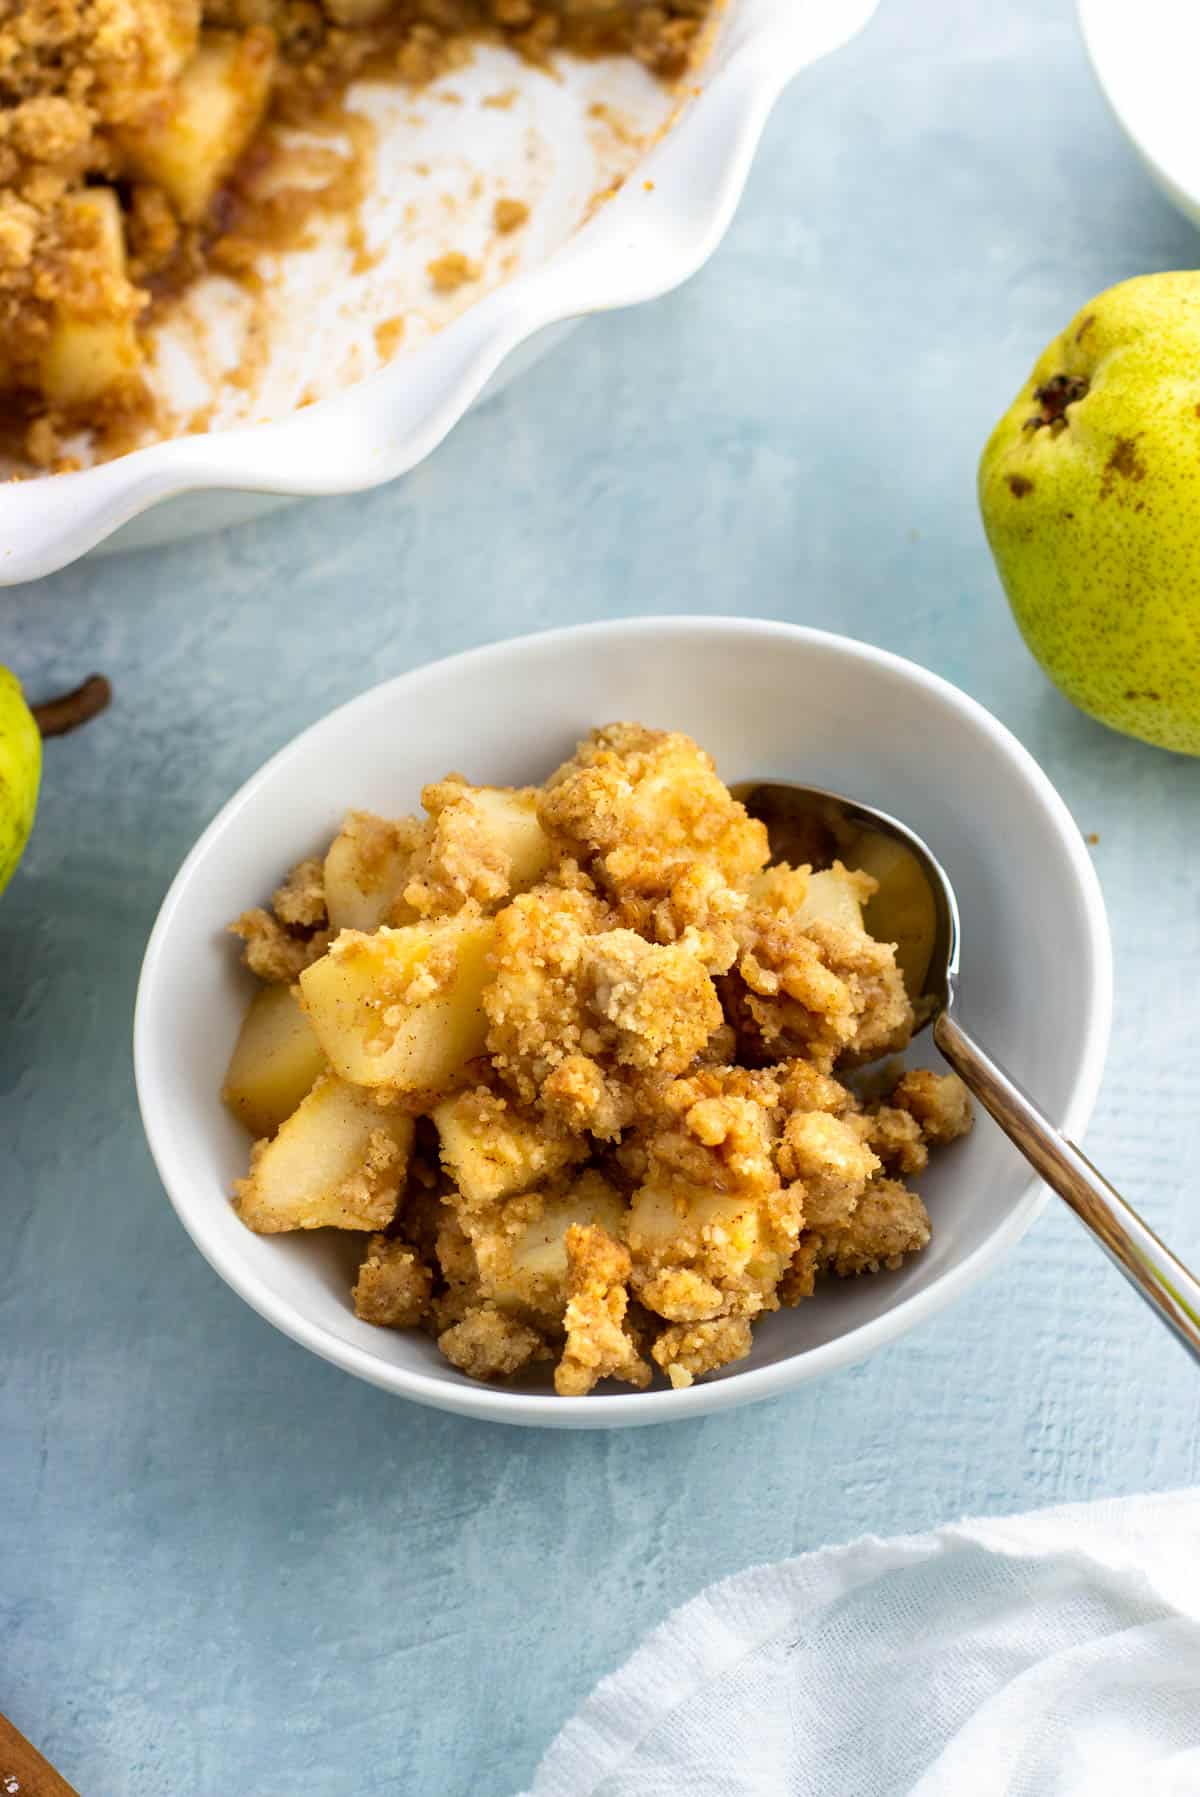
[933,1010,1200,1365]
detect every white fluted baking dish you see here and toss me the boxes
[0,0,876,584]
[1077,0,1200,229]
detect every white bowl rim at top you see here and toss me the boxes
[133,616,1113,1428]
[1077,0,1200,228]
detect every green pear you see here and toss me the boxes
[979,271,1200,754]
[0,666,41,895]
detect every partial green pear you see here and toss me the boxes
[0,667,41,895]
[979,271,1200,754]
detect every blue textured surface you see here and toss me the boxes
[4,3,1200,1792]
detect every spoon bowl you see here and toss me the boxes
[733,780,959,1023]
[737,777,1200,1368]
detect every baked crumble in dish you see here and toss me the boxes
[223,724,973,1394]
[0,0,712,467]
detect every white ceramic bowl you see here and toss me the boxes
[1078,0,1200,228]
[134,617,1112,1428]
[0,0,877,584]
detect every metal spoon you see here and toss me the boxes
[734,780,1200,1364]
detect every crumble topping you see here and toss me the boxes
[222,722,974,1394]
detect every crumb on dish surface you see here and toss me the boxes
[492,194,528,233]
[426,248,480,291]
[0,0,714,468]
[222,722,973,1395]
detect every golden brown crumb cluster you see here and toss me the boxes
[1,0,712,465]
[224,723,973,1395]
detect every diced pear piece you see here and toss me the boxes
[222,982,326,1138]
[39,191,142,408]
[233,1072,413,1233]
[748,861,872,933]
[324,811,417,935]
[299,914,495,1093]
[323,788,555,936]
[433,1087,586,1209]
[467,788,557,891]
[116,28,276,223]
[160,0,203,80]
[795,865,871,931]
[628,1181,769,1284]
[848,835,938,1001]
[475,1172,627,1320]
[506,1179,626,1283]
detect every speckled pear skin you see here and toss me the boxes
[0,667,41,896]
[979,272,1200,755]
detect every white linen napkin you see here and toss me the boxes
[521,1489,1200,1797]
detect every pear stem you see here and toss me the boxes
[32,673,112,738]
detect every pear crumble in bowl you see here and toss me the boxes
[219,723,973,1396]
[134,619,1111,1426]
